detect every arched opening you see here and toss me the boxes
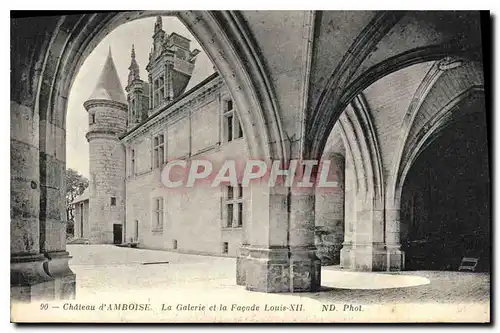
[11,11,290,302]
[400,97,490,272]
[63,14,275,297]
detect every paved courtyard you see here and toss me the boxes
[64,245,490,323]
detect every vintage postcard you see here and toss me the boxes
[10,10,491,323]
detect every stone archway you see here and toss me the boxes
[310,55,484,273]
[11,11,287,301]
[384,59,485,272]
[399,95,489,271]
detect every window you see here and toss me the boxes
[90,113,95,124]
[153,76,165,107]
[131,99,136,120]
[153,197,164,231]
[110,197,116,206]
[237,202,243,227]
[226,204,233,228]
[222,98,243,143]
[153,134,165,168]
[130,149,135,176]
[134,220,139,242]
[223,184,244,228]
[173,239,178,250]
[222,242,229,254]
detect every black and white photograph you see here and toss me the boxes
[9,9,491,323]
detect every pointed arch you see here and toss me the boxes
[36,11,286,163]
[387,60,485,207]
[308,42,482,161]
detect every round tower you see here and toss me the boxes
[84,48,127,244]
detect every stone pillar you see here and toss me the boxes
[288,186,321,292]
[245,178,320,293]
[11,101,54,302]
[315,153,345,265]
[245,180,289,292]
[385,204,405,271]
[39,118,76,300]
[340,156,355,269]
[350,194,386,271]
[339,157,386,271]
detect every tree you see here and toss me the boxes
[66,168,89,238]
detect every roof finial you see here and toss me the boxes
[127,44,140,87]
[154,16,163,33]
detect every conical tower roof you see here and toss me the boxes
[88,47,126,104]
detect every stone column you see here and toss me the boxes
[350,193,386,271]
[39,118,76,300]
[11,101,54,302]
[245,177,320,293]
[340,156,355,269]
[385,203,405,271]
[288,186,321,292]
[339,158,386,271]
[245,180,290,292]
[315,153,345,265]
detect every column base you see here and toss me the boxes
[236,245,249,286]
[340,243,354,269]
[11,254,55,302]
[385,245,405,271]
[44,251,76,299]
[340,243,405,271]
[315,226,343,266]
[245,246,321,293]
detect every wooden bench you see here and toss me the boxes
[458,257,479,272]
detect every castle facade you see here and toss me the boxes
[73,17,246,256]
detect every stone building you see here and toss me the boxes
[72,17,247,255]
[11,11,489,301]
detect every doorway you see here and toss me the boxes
[113,224,123,244]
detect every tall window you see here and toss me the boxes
[223,184,243,228]
[134,220,139,242]
[131,99,136,121]
[222,98,243,143]
[130,149,135,176]
[153,134,165,168]
[90,113,95,125]
[153,197,164,232]
[153,76,165,107]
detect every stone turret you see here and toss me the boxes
[84,47,127,244]
[146,16,200,114]
[126,45,149,130]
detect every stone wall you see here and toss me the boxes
[124,85,249,257]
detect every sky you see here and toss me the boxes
[66,16,215,178]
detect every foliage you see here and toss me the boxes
[66,168,89,237]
